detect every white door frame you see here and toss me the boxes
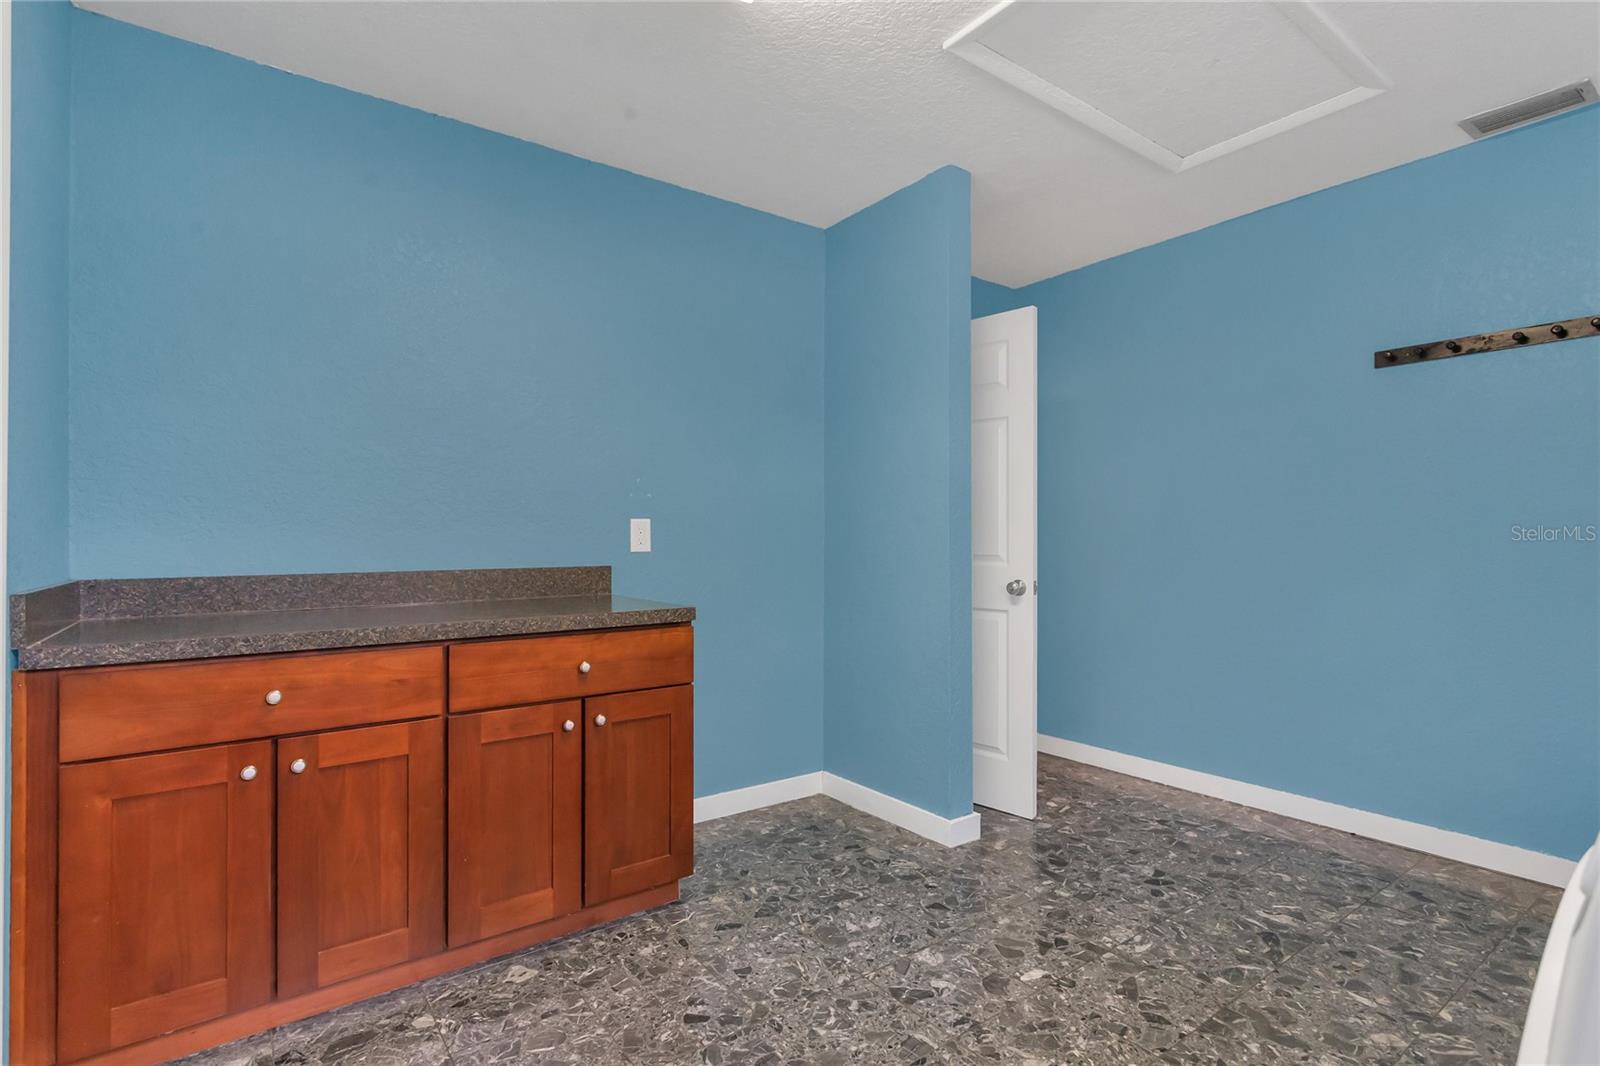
[970,306,1038,819]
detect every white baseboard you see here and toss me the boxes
[820,772,982,847]
[692,770,981,848]
[694,772,825,824]
[1039,734,1577,887]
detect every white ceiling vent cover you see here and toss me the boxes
[944,1,1391,173]
[1459,80,1598,140]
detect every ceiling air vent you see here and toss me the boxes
[1459,79,1597,139]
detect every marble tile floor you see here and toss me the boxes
[178,755,1559,1066]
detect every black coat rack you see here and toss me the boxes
[1374,314,1599,369]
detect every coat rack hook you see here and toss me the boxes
[1374,313,1599,369]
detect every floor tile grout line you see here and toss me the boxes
[1386,893,1545,1064]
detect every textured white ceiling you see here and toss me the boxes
[77,1,1600,287]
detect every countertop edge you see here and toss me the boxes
[9,566,615,647]
[15,605,697,671]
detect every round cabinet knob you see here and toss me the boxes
[264,689,283,706]
[578,661,592,675]
[562,719,576,732]
[594,714,607,727]
[239,765,258,782]
[289,758,308,775]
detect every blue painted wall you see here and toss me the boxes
[7,0,77,1037]
[823,167,974,819]
[25,0,1591,864]
[974,107,1600,859]
[60,11,827,798]
[8,0,73,593]
[971,277,1017,320]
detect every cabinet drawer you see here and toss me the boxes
[58,646,446,762]
[448,625,693,712]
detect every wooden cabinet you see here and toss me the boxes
[57,742,274,1063]
[277,719,445,996]
[448,626,693,712]
[448,702,583,946]
[584,685,694,906]
[58,646,445,762]
[15,623,691,1065]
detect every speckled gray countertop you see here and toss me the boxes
[10,566,694,670]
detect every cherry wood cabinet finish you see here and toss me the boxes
[448,702,583,947]
[448,625,692,712]
[58,646,445,762]
[276,719,445,997]
[57,741,275,1063]
[77,884,677,1066]
[10,672,60,1066]
[583,685,694,906]
[8,621,691,1066]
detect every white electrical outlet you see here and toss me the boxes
[630,518,651,553]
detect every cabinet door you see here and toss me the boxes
[58,741,274,1062]
[448,702,582,946]
[584,685,693,906]
[278,719,444,996]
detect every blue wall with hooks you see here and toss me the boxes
[973,105,1600,859]
[11,2,1596,869]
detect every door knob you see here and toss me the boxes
[289,758,308,775]
[594,714,607,727]
[562,720,575,732]
[1006,579,1027,597]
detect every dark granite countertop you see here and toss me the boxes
[10,567,694,670]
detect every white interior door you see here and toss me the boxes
[971,306,1038,819]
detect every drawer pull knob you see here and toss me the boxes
[289,758,308,775]
[578,661,592,674]
[264,689,283,706]
[594,714,607,727]
[239,765,258,782]
[562,719,575,732]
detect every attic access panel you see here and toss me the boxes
[945,1,1390,172]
